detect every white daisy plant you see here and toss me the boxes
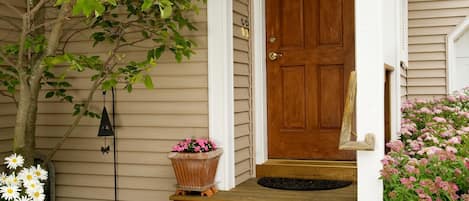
[4,154,24,170]
[0,153,47,201]
[0,185,19,201]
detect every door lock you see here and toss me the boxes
[268,51,283,61]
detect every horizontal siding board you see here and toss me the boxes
[407,69,446,78]
[409,60,446,69]
[409,43,445,53]
[235,124,250,138]
[36,126,208,140]
[407,78,446,86]
[409,52,446,61]
[409,17,464,28]
[0,89,208,103]
[36,114,208,127]
[409,8,469,19]
[37,101,207,115]
[56,174,176,191]
[408,26,454,36]
[54,162,175,178]
[235,135,251,151]
[409,35,446,44]
[409,0,469,10]
[408,86,447,94]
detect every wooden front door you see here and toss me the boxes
[266,0,355,160]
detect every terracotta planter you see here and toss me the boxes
[168,149,223,193]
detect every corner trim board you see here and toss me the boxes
[207,0,236,191]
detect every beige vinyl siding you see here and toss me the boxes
[401,63,408,101]
[36,4,208,201]
[0,0,24,171]
[233,0,254,185]
[408,0,469,99]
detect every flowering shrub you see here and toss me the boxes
[382,87,469,200]
[171,138,217,153]
[0,154,47,201]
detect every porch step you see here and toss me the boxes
[256,159,357,182]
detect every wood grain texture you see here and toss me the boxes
[170,179,357,201]
[408,0,469,98]
[266,0,355,160]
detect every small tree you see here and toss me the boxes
[0,0,203,166]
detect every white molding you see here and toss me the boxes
[355,0,385,201]
[447,16,469,93]
[207,0,235,191]
[252,0,268,165]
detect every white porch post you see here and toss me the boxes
[207,0,236,191]
[355,0,385,201]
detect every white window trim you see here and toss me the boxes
[447,17,469,93]
[207,0,235,191]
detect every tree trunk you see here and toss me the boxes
[13,76,39,166]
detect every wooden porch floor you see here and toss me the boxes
[170,179,357,201]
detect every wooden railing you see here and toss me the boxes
[338,71,375,151]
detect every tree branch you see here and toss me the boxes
[31,19,60,32]
[0,51,19,69]
[43,31,124,165]
[0,67,17,78]
[42,78,102,165]
[30,0,49,17]
[0,1,24,17]
[0,90,18,107]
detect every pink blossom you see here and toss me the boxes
[432,116,447,123]
[386,140,404,152]
[447,136,461,145]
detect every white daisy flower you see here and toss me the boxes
[0,172,7,185]
[31,165,47,181]
[28,189,45,201]
[6,173,20,186]
[25,180,44,196]
[18,168,37,185]
[4,154,24,170]
[0,185,20,201]
[16,195,32,201]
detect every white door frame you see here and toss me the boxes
[447,17,469,93]
[252,1,385,200]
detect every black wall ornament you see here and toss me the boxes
[98,92,114,154]
[97,88,118,201]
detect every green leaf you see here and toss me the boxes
[141,0,154,10]
[143,75,154,89]
[159,4,172,19]
[45,91,55,98]
[72,0,105,17]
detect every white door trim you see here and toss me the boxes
[252,0,268,165]
[207,0,236,191]
[447,16,469,93]
[252,0,385,200]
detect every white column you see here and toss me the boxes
[207,0,235,191]
[355,0,385,200]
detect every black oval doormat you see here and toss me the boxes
[257,177,352,191]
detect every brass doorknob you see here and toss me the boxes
[268,51,283,61]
